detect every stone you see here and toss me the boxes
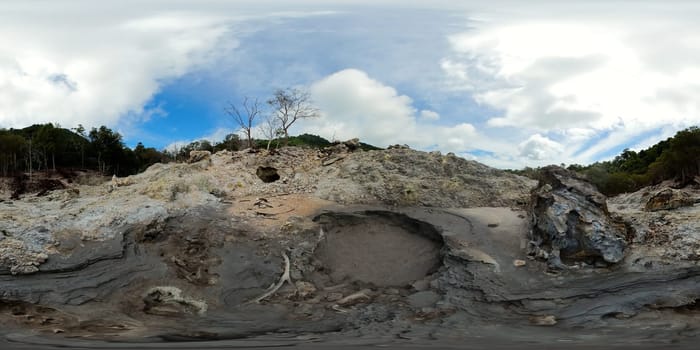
[295,281,317,299]
[645,188,695,212]
[325,292,343,302]
[513,259,527,267]
[143,286,207,316]
[187,150,211,164]
[411,279,430,292]
[529,166,626,267]
[342,138,361,151]
[407,291,440,309]
[529,315,557,326]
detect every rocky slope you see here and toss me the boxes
[0,146,699,349]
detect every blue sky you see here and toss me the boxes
[1,1,699,168]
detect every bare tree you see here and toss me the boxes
[267,88,319,145]
[261,115,282,151]
[225,97,262,149]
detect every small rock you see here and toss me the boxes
[529,315,557,326]
[325,292,343,302]
[384,288,400,295]
[411,279,430,292]
[294,303,314,316]
[295,281,317,299]
[407,291,440,309]
[513,259,527,267]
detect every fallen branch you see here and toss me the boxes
[248,252,293,304]
[330,304,349,313]
[254,208,295,217]
[336,289,372,306]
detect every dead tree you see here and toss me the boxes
[267,88,319,145]
[225,97,262,149]
[261,115,282,151]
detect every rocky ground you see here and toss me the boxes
[0,145,699,349]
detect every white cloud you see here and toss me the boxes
[518,134,562,161]
[442,7,700,166]
[301,69,477,152]
[420,110,440,120]
[0,4,234,129]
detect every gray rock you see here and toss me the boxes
[407,291,440,309]
[529,166,626,266]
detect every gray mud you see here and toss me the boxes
[1,205,699,349]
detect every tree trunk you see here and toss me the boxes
[28,139,32,181]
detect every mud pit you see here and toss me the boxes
[314,211,443,286]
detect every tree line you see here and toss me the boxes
[513,126,700,196]
[0,123,171,177]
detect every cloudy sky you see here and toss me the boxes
[1,0,698,168]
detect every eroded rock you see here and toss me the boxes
[645,188,695,211]
[143,286,207,316]
[529,166,627,267]
[187,150,211,164]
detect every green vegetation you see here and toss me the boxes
[253,133,382,151]
[0,123,167,177]
[512,127,700,196]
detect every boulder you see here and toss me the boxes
[644,188,695,211]
[342,138,360,151]
[529,166,626,267]
[188,150,211,163]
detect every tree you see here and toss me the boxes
[72,124,87,168]
[225,97,262,149]
[647,127,700,185]
[133,142,164,172]
[261,115,282,151]
[214,133,241,152]
[267,87,319,145]
[0,132,26,176]
[89,126,124,174]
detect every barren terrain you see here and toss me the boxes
[1,146,699,349]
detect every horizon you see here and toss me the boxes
[1,1,699,169]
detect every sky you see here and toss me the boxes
[1,0,700,169]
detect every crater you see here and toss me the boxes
[313,211,444,287]
[256,166,280,183]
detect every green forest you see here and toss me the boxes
[514,126,700,196]
[0,124,168,177]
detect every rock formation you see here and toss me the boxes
[645,188,695,211]
[529,166,627,267]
